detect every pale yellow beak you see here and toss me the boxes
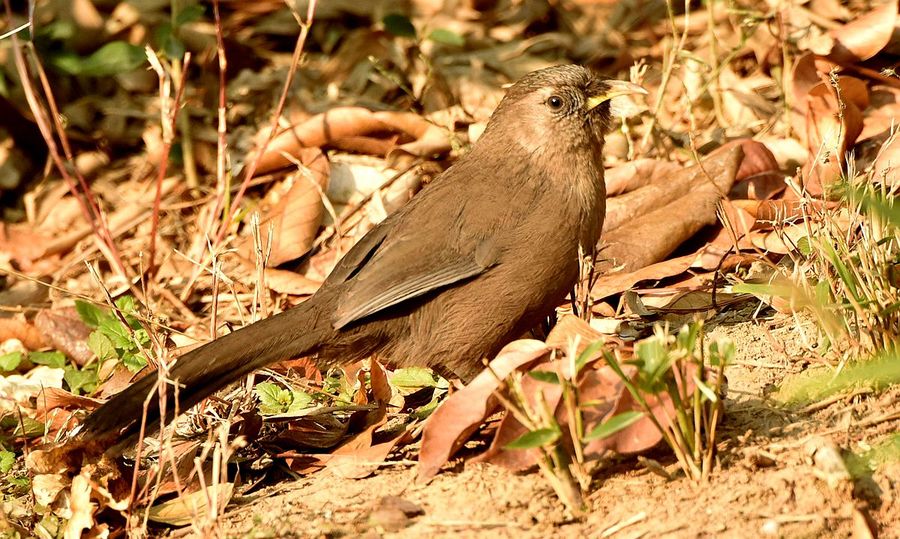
[585,80,649,111]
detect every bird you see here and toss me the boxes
[76,65,646,442]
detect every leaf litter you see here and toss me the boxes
[0,0,898,536]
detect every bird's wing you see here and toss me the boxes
[321,220,392,286]
[332,233,500,329]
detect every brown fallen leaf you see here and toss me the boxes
[828,0,899,64]
[592,254,696,300]
[0,316,47,352]
[0,223,51,268]
[237,147,330,266]
[545,314,606,354]
[802,77,867,195]
[750,223,810,254]
[417,340,551,483]
[604,158,680,197]
[148,482,234,526]
[725,139,780,182]
[472,369,564,470]
[34,308,93,366]
[254,108,436,174]
[257,266,323,296]
[871,133,900,186]
[36,387,102,415]
[601,145,742,273]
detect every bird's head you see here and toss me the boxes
[483,65,647,161]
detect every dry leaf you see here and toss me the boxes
[417,340,551,483]
[238,148,330,266]
[147,482,234,526]
[871,133,900,186]
[34,308,93,367]
[592,254,696,300]
[828,0,899,63]
[605,159,680,197]
[545,314,606,353]
[802,77,867,194]
[255,108,434,174]
[66,471,95,539]
[601,146,742,272]
[0,317,47,351]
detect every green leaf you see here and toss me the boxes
[504,427,561,450]
[732,282,797,298]
[0,450,14,473]
[255,382,292,415]
[29,351,66,369]
[75,300,104,328]
[635,336,669,379]
[286,390,314,413]
[584,411,644,441]
[0,351,22,372]
[675,323,700,353]
[64,366,98,395]
[427,28,464,47]
[114,296,137,315]
[99,320,132,349]
[708,340,734,366]
[160,27,186,60]
[52,41,146,77]
[527,370,560,384]
[121,352,148,373]
[797,236,813,256]
[133,328,151,347]
[14,417,45,438]
[383,14,416,38]
[575,340,605,374]
[390,367,439,391]
[88,332,116,361]
[175,4,205,26]
[692,374,719,402]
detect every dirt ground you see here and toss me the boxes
[201,314,899,539]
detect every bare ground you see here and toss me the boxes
[201,315,899,539]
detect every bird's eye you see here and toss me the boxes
[547,95,564,110]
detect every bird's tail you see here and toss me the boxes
[76,293,335,442]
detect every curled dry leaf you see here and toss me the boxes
[0,224,51,269]
[255,108,440,174]
[605,158,680,197]
[723,139,780,179]
[237,147,330,266]
[66,471,95,539]
[258,266,323,296]
[544,314,605,355]
[472,368,564,470]
[147,482,235,526]
[828,0,899,64]
[34,308,93,366]
[319,360,402,479]
[860,86,900,141]
[871,133,900,186]
[750,222,811,254]
[417,340,551,483]
[723,139,784,200]
[584,364,697,455]
[0,317,47,352]
[36,387,102,415]
[802,77,867,195]
[592,254,695,300]
[601,145,742,273]
[0,366,65,415]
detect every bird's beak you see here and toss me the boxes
[585,80,649,111]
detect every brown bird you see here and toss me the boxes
[77,65,646,442]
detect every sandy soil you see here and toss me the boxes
[180,314,899,539]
